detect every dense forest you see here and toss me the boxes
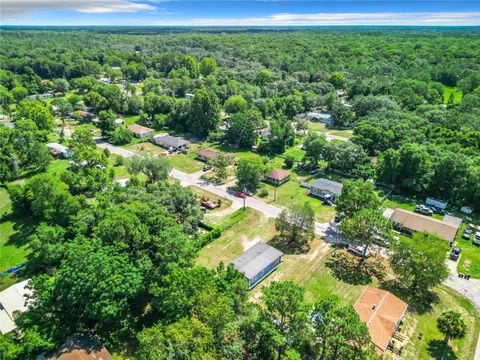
[0,27,479,359]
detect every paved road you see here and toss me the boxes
[95,138,331,236]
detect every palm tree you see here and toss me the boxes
[437,311,467,345]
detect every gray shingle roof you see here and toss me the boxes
[310,178,343,196]
[232,243,283,280]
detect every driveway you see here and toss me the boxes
[95,138,135,158]
[444,259,480,309]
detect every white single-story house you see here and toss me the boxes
[0,279,32,335]
[27,93,56,101]
[232,243,283,289]
[47,143,74,159]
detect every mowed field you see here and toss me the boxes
[196,206,480,360]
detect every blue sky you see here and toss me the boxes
[2,1,480,26]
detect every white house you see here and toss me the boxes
[0,279,32,334]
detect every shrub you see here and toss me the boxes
[258,186,269,198]
[284,155,294,168]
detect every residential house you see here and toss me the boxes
[40,334,114,360]
[306,111,333,125]
[232,243,283,290]
[0,279,32,335]
[308,178,343,201]
[255,128,271,141]
[127,124,155,138]
[197,148,221,162]
[27,92,56,101]
[389,208,462,242]
[72,110,94,121]
[151,134,191,151]
[264,168,291,186]
[354,287,408,355]
[47,143,74,159]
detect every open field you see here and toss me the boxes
[169,150,204,173]
[124,141,167,155]
[443,86,463,104]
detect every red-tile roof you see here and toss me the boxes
[265,168,290,181]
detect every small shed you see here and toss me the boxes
[309,178,343,201]
[232,243,283,289]
[47,143,74,159]
[127,124,155,138]
[264,168,290,186]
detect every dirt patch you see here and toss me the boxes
[242,236,261,250]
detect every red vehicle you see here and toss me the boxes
[201,200,218,210]
[236,191,247,199]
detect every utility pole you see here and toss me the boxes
[273,184,277,202]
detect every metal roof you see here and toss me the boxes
[0,279,31,334]
[232,243,283,280]
[310,178,343,196]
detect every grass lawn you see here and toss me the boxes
[169,150,204,173]
[443,86,463,104]
[307,121,327,132]
[124,141,167,155]
[190,186,233,212]
[197,209,276,269]
[258,177,337,223]
[0,191,35,291]
[455,223,480,278]
[330,130,354,139]
[121,114,140,126]
[396,286,480,360]
[47,159,70,178]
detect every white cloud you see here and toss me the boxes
[155,11,480,26]
[1,0,157,20]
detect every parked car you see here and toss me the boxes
[201,200,218,210]
[203,165,212,171]
[236,191,247,199]
[474,231,480,245]
[323,199,334,206]
[462,228,472,240]
[415,204,433,216]
[450,247,461,261]
[244,189,253,196]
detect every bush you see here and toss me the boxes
[114,156,124,166]
[258,186,269,198]
[103,148,111,158]
[261,156,270,165]
[284,155,294,168]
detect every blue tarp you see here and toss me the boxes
[0,262,27,276]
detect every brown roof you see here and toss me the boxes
[354,287,408,354]
[197,148,220,160]
[390,208,461,241]
[48,335,114,360]
[265,168,290,181]
[74,110,94,117]
[127,124,154,135]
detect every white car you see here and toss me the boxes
[473,231,480,245]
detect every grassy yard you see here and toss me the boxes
[121,114,140,126]
[258,175,336,223]
[307,121,327,132]
[47,159,70,177]
[455,223,480,278]
[330,130,354,139]
[197,209,276,268]
[443,86,463,104]
[0,190,34,291]
[169,149,205,173]
[395,286,480,360]
[124,141,167,155]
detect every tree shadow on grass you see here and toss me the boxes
[427,339,457,360]
[3,215,37,248]
[325,250,386,285]
[268,235,310,255]
[379,279,440,315]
